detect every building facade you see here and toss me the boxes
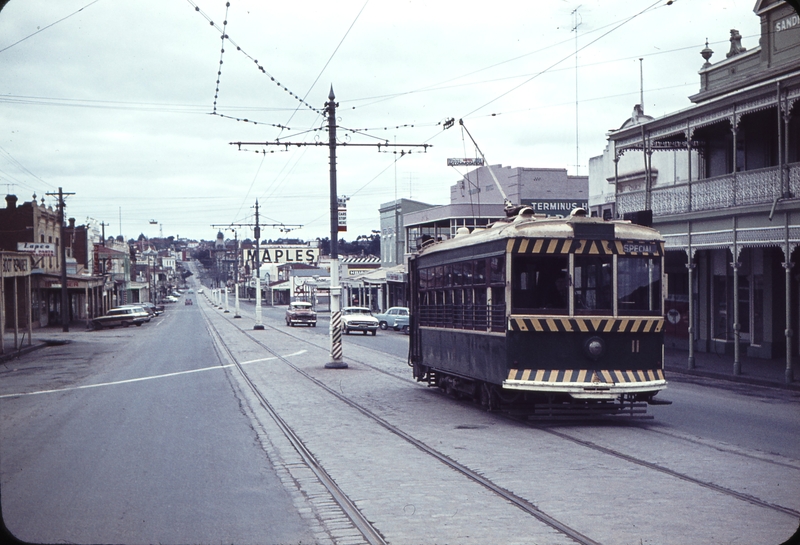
[589,0,800,381]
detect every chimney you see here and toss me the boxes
[69,218,76,228]
[5,194,17,209]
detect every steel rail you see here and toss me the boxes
[202,310,388,545]
[204,306,600,545]
[207,298,800,536]
[537,426,800,520]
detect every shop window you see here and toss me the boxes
[752,275,763,346]
[713,275,729,340]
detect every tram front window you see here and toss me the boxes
[574,255,613,314]
[617,256,662,315]
[511,255,569,313]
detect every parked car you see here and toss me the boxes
[341,306,379,335]
[164,295,179,303]
[394,314,410,334]
[118,304,152,322]
[92,307,150,329]
[286,301,317,327]
[375,306,410,330]
[125,302,162,316]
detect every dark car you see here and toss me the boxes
[285,301,317,327]
[92,307,150,329]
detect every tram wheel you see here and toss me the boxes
[480,383,498,412]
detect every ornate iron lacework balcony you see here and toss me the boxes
[617,162,800,217]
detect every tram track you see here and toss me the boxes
[202,297,800,540]
[201,301,601,545]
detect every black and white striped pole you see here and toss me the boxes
[325,86,347,369]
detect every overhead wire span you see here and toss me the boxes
[210,1,231,115]
[281,0,370,134]
[185,0,323,116]
[461,0,665,119]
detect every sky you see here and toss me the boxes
[0,0,764,243]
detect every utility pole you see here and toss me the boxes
[230,86,430,369]
[46,187,75,332]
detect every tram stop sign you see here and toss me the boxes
[667,308,681,325]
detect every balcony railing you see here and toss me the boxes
[617,162,800,217]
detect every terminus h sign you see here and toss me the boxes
[243,245,320,265]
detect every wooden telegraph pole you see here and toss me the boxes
[46,188,75,332]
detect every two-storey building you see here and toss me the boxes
[589,0,799,381]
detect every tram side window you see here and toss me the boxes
[618,256,662,315]
[574,255,613,314]
[511,255,569,313]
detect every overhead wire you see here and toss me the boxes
[0,0,103,55]
[460,0,665,119]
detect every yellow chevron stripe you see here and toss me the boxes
[521,369,531,381]
[519,239,529,253]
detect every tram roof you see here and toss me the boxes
[416,208,663,257]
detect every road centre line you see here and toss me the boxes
[0,350,307,399]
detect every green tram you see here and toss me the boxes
[408,207,668,416]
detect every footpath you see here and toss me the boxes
[4,325,800,392]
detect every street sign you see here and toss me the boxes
[447,158,484,167]
[338,196,347,232]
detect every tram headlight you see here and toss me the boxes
[584,336,606,361]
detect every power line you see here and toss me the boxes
[0,0,103,55]
[461,0,666,119]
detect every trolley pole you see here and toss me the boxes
[253,201,264,330]
[325,87,346,369]
[229,86,430,370]
[233,230,241,318]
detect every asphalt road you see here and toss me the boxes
[0,301,315,544]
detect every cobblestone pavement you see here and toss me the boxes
[202,299,800,545]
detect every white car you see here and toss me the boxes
[341,307,379,336]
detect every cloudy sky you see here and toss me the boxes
[0,0,763,243]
